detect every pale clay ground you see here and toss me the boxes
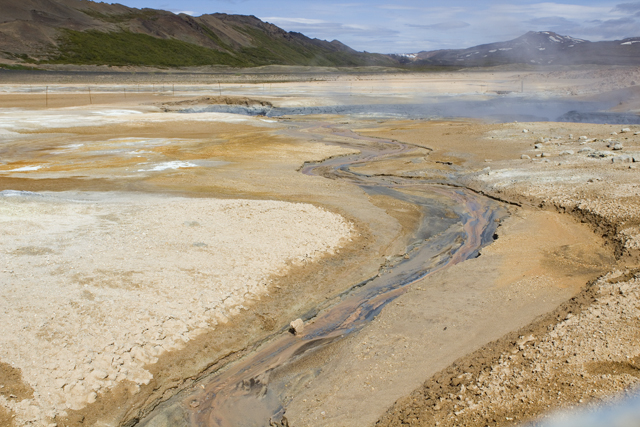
[1,69,640,426]
[0,100,358,424]
[0,193,354,422]
[373,119,640,427]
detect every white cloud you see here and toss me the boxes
[262,17,327,25]
[407,21,471,31]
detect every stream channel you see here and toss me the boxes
[136,123,508,427]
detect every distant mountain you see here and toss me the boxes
[395,31,640,67]
[0,0,396,68]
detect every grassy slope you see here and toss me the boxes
[44,20,396,68]
[48,30,250,67]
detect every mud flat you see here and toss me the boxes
[0,70,639,426]
[364,119,640,426]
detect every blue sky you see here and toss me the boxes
[113,1,640,53]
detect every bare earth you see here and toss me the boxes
[0,67,639,427]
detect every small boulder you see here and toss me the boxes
[621,128,631,133]
[589,151,615,158]
[560,150,574,156]
[534,144,542,149]
[579,136,588,140]
[521,154,531,160]
[523,129,529,133]
[289,318,304,335]
[612,143,624,150]
[578,147,595,153]
[612,155,632,163]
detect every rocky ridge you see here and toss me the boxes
[397,31,640,67]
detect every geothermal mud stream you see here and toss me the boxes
[136,125,506,427]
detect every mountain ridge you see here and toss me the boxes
[0,0,395,67]
[2,1,640,70]
[394,31,640,67]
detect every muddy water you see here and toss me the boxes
[136,125,506,427]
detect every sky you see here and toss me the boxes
[111,1,640,53]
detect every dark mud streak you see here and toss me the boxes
[135,123,508,427]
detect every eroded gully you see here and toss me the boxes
[135,122,507,427]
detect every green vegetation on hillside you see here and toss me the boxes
[0,63,41,70]
[45,26,396,68]
[235,26,364,67]
[49,30,249,67]
[80,9,160,23]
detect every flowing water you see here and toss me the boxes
[135,124,507,427]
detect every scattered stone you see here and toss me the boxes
[91,370,108,380]
[521,154,531,160]
[568,134,573,139]
[523,129,529,133]
[560,150,574,156]
[588,151,615,158]
[541,152,550,157]
[612,143,623,150]
[534,144,542,149]
[578,147,595,153]
[621,128,631,133]
[579,136,588,140]
[289,318,305,335]
[611,132,618,135]
[612,155,632,163]
[482,167,491,174]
